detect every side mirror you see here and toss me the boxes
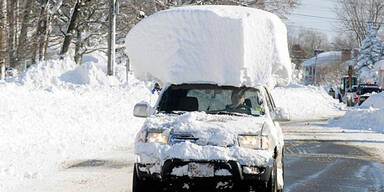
[272,107,290,122]
[133,103,153,118]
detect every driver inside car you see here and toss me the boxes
[227,88,264,115]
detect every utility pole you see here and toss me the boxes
[313,49,324,85]
[107,0,117,76]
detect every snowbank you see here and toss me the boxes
[361,92,384,108]
[331,92,384,133]
[18,56,128,90]
[271,84,345,121]
[0,57,156,191]
[126,6,291,87]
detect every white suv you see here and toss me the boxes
[133,83,287,192]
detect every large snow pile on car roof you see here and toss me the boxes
[126,6,291,87]
[331,92,384,133]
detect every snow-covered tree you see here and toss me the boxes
[355,22,382,82]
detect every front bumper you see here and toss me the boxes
[135,159,273,183]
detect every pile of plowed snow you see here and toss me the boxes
[331,92,384,133]
[0,57,157,191]
[126,6,291,87]
[271,84,345,121]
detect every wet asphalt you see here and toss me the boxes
[284,141,384,192]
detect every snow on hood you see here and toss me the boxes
[143,112,266,146]
[135,112,275,167]
[126,6,292,87]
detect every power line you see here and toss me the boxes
[290,13,384,25]
[286,24,337,33]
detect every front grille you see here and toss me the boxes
[169,133,199,144]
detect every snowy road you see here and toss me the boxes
[283,121,384,192]
[17,121,384,192]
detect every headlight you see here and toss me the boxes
[146,132,168,144]
[238,135,270,150]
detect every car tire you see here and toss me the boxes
[278,148,285,192]
[266,162,278,192]
[132,166,160,192]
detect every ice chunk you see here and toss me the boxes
[126,6,292,87]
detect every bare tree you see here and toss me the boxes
[0,0,6,79]
[7,0,18,68]
[31,0,50,64]
[16,0,34,69]
[331,32,359,50]
[60,0,83,57]
[289,28,330,58]
[335,0,384,45]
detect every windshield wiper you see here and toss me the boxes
[159,111,187,115]
[206,110,249,117]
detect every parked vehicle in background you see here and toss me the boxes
[354,84,382,105]
[338,75,358,107]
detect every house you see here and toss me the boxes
[303,49,352,85]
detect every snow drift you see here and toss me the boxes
[126,6,292,87]
[271,84,345,121]
[331,92,384,133]
[0,57,157,191]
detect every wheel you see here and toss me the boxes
[266,162,278,192]
[278,148,285,192]
[276,147,285,192]
[132,165,161,192]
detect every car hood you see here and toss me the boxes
[142,112,268,147]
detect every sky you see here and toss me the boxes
[286,0,339,39]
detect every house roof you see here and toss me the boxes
[302,51,342,67]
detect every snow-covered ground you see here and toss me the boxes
[331,92,384,133]
[0,58,156,191]
[0,60,347,191]
[271,84,345,121]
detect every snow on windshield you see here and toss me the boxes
[126,6,292,87]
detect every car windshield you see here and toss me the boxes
[157,84,265,116]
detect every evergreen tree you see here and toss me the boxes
[356,22,382,72]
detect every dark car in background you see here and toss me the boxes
[354,84,382,105]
